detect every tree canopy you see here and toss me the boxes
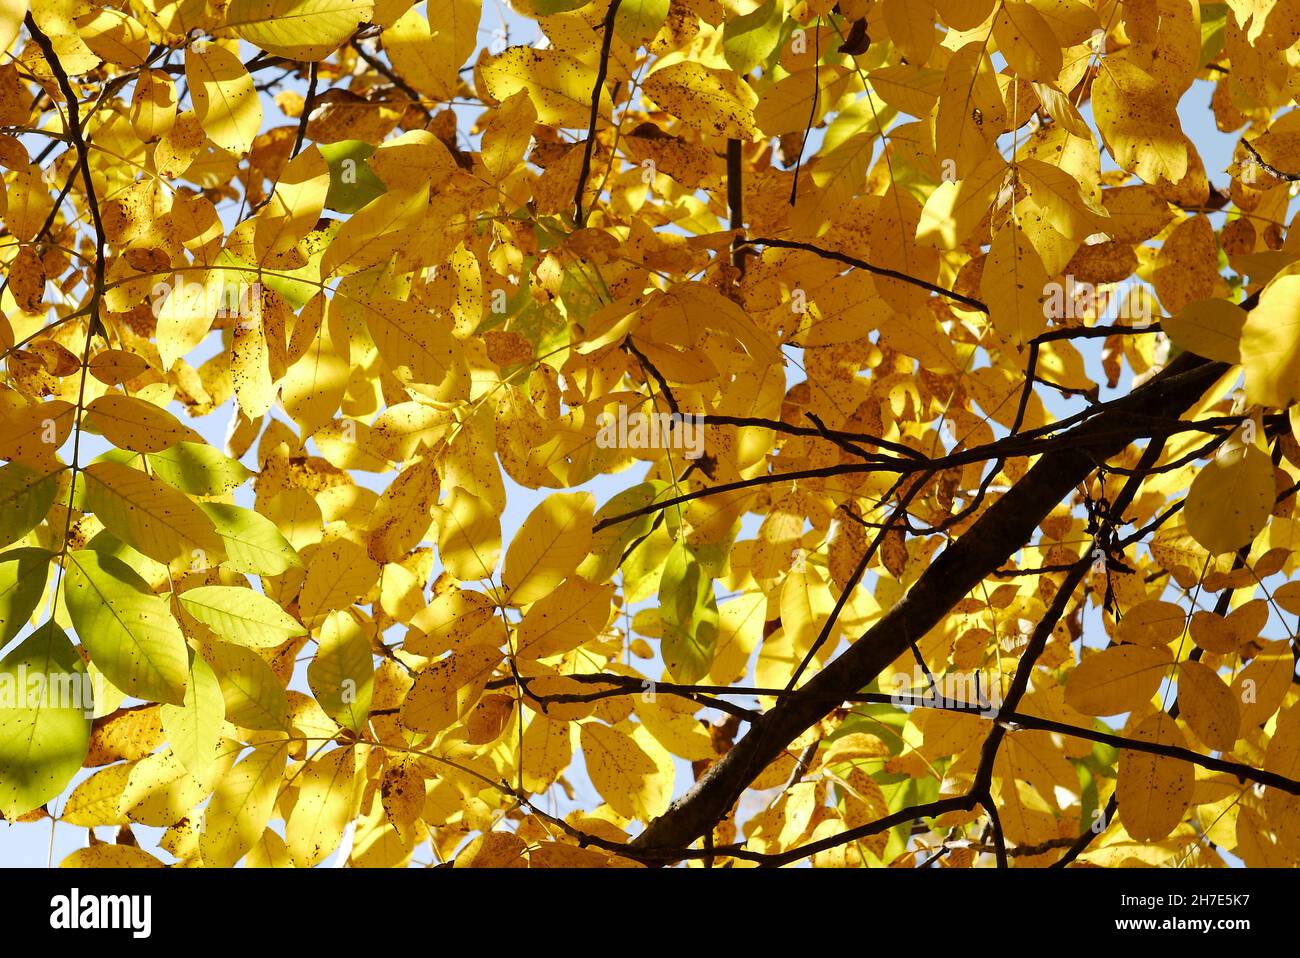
[0,0,1299,869]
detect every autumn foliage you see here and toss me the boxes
[0,0,1299,870]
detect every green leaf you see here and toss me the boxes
[63,550,188,706]
[0,622,93,820]
[147,441,252,496]
[582,481,666,583]
[0,463,59,549]
[319,139,387,213]
[0,548,51,645]
[615,0,669,47]
[723,0,783,75]
[658,539,719,683]
[1199,2,1227,68]
[261,229,330,308]
[307,610,373,733]
[198,502,302,576]
[161,651,225,779]
[179,585,306,648]
[80,459,224,564]
[85,530,170,588]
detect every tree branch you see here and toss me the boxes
[573,0,622,226]
[629,351,1227,859]
[742,236,989,313]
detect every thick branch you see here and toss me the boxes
[630,352,1228,857]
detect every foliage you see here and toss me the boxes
[0,0,1299,869]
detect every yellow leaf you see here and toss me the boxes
[917,154,1006,250]
[87,705,163,766]
[502,491,594,605]
[934,41,1004,180]
[61,845,165,867]
[84,394,200,453]
[1093,56,1188,185]
[521,715,573,792]
[1234,653,1292,733]
[1018,158,1101,241]
[186,43,262,155]
[286,746,360,866]
[200,741,289,867]
[281,296,349,437]
[1241,273,1300,408]
[4,164,53,244]
[405,588,496,657]
[255,145,330,261]
[481,46,611,130]
[932,0,993,30]
[154,269,226,369]
[88,349,150,387]
[225,0,374,60]
[1031,82,1089,139]
[1115,600,1186,647]
[366,457,440,563]
[160,653,225,779]
[1117,712,1192,842]
[779,564,838,660]
[1152,216,1226,314]
[204,641,290,731]
[230,300,278,421]
[436,487,501,581]
[981,219,1049,345]
[579,722,668,821]
[399,642,502,733]
[0,399,74,469]
[82,460,224,565]
[380,759,425,829]
[297,536,380,626]
[482,90,537,183]
[77,8,150,67]
[642,61,758,140]
[992,1,1062,82]
[0,0,25,55]
[346,293,460,388]
[308,609,374,732]
[1165,298,1246,364]
[369,130,458,191]
[1177,660,1239,751]
[1263,705,1300,842]
[122,747,217,826]
[882,0,935,66]
[755,70,823,137]
[638,696,715,761]
[130,69,176,142]
[62,764,133,827]
[383,0,478,100]
[1064,644,1172,716]
[1184,444,1273,555]
[321,184,428,278]
[516,576,612,659]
